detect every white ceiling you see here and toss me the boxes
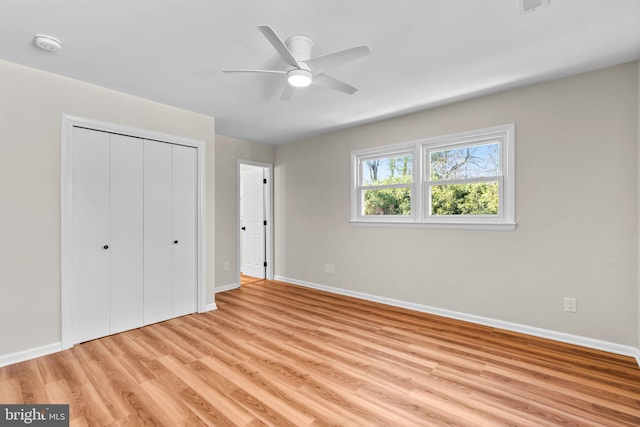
[2,0,640,144]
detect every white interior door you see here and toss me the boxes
[143,140,173,325]
[72,129,146,342]
[241,167,265,278]
[63,116,205,348]
[71,127,111,343]
[109,134,144,334]
[171,144,198,317]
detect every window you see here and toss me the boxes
[351,124,515,230]
[354,149,414,219]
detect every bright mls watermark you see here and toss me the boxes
[0,405,68,426]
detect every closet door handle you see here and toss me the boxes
[174,240,179,244]
[103,245,109,250]
[241,227,246,231]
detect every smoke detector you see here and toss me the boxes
[517,0,551,15]
[34,34,63,52]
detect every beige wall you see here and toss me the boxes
[0,61,216,356]
[274,62,640,346]
[215,135,275,288]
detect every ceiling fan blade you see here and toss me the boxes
[223,69,286,74]
[306,46,371,74]
[281,84,295,101]
[312,73,358,95]
[257,26,300,68]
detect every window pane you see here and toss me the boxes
[363,155,412,185]
[430,142,499,181]
[431,182,499,215]
[363,187,411,216]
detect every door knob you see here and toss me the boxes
[241,227,246,231]
[174,240,179,244]
[103,245,109,250]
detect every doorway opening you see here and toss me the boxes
[238,161,273,284]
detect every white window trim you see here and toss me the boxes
[350,124,516,231]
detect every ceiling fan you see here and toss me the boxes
[223,26,371,100]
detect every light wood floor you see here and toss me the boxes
[240,274,264,286]
[1,279,639,426]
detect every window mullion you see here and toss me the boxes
[359,183,412,191]
[428,176,500,186]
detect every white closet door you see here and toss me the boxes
[71,127,111,343]
[110,134,144,334]
[143,141,173,325]
[171,145,198,317]
[68,125,200,345]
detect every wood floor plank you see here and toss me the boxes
[75,382,117,426]
[141,358,236,426]
[0,378,22,403]
[158,355,255,426]
[2,278,640,425]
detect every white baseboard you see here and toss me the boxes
[0,342,62,368]
[215,283,240,294]
[205,302,218,311]
[275,275,640,366]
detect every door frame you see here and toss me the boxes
[237,160,273,282]
[61,114,207,350]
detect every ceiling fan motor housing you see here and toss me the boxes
[285,35,313,61]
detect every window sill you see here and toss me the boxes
[349,220,516,231]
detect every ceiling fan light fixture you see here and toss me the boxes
[287,69,312,87]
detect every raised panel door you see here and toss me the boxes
[241,167,265,278]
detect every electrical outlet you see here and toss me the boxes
[224,262,230,272]
[325,264,335,274]
[564,297,577,313]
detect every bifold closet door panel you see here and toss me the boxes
[110,134,144,334]
[172,145,198,317]
[71,127,110,343]
[143,141,173,325]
